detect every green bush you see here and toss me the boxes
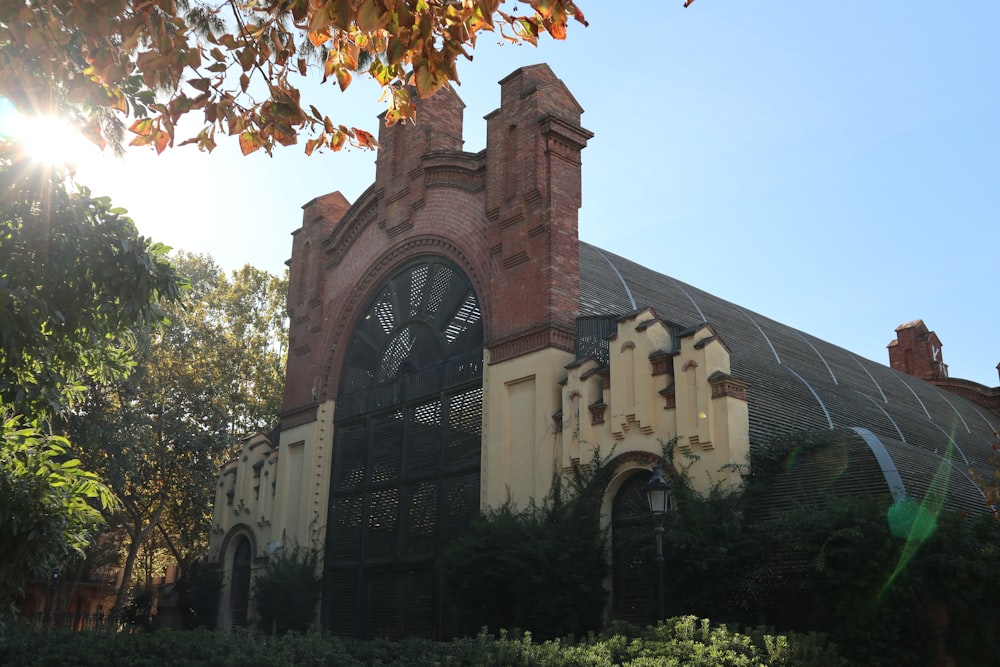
[176,560,223,630]
[0,618,845,666]
[654,429,1000,667]
[441,458,611,639]
[252,546,321,635]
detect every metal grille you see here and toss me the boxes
[576,315,618,364]
[325,258,483,639]
[446,388,483,468]
[370,412,403,484]
[329,494,363,559]
[611,470,657,625]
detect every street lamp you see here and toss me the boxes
[645,466,671,622]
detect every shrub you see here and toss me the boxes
[441,457,611,639]
[176,560,223,630]
[253,545,321,635]
[0,618,845,666]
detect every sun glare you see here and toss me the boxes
[0,100,98,166]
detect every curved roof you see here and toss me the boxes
[580,242,997,515]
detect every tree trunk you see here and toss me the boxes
[112,499,165,613]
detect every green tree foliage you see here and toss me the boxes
[0,151,184,623]
[0,414,116,619]
[652,430,1000,667]
[0,150,184,419]
[0,1,587,156]
[253,546,322,635]
[176,559,223,630]
[441,459,610,639]
[61,253,287,608]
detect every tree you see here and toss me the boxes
[253,546,321,635]
[63,253,287,609]
[0,150,185,621]
[0,148,185,420]
[0,1,587,157]
[0,414,115,620]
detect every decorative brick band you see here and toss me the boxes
[649,350,672,376]
[709,374,750,401]
[487,325,576,364]
[589,400,607,425]
[279,403,318,429]
[324,191,381,268]
[660,386,676,410]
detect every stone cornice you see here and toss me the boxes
[487,324,576,364]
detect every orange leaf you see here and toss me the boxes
[153,128,170,154]
[305,136,322,156]
[353,128,378,149]
[239,131,264,155]
[330,130,346,151]
[356,0,384,32]
[308,30,330,47]
[129,118,154,136]
[336,68,352,91]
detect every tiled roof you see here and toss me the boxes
[580,242,997,515]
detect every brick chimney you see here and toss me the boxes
[483,64,593,361]
[887,320,948,381]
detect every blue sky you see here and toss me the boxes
[73,1,999,387]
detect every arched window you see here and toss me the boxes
[230,537,252,629]
[323,258,484,639]
[611,469,657,624]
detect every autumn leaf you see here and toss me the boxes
[239,130,264,155]
[354,128,378,149]
[1,0,588,155]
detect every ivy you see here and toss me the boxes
[441,453,612,639]
[253,545,322,635]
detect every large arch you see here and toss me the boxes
[322,256,484,639]
[315,236,487,406]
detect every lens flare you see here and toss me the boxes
[879,434,953,597]
[0,99,95,166]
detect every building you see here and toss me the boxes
[207,64,999,638]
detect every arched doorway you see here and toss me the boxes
[229,536,251,629]
[611,469,658,624]
[323,258,484,639]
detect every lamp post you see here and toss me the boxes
[645,466,671,622]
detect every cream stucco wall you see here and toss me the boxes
[208,401,335,629]
[209,312,752,629]
[481,346,575,508]
[481,311,751,517]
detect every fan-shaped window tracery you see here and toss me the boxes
[324,258,483,640]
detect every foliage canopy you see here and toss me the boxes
[0,1,588,156]
[62,252,287,606]
[0,151,185,419]
[0,152,186,622]
[0,414,117,618]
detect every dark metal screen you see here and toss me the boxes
[611,470,658,625]
[576,315,618,364]
[229,537,251,629]
[324,259,483,639]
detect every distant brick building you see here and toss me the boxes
[208,65,1000,638]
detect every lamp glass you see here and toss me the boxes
[646,466,670,516]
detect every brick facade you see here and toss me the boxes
[887,319,948,381]
[282,64,591,417]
